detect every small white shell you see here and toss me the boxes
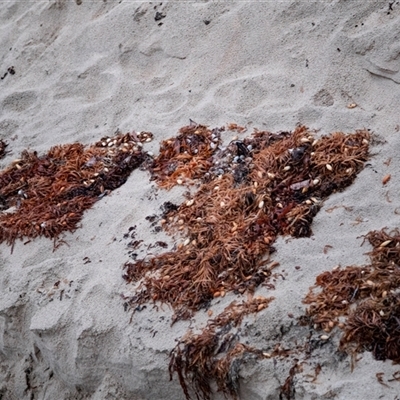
[326,164,333,171]
[258,200,264,209]
[186,199,194,206]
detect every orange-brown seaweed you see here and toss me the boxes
[124,125,370,321]
[0,132,149,248]
[304,228,400,363]
[169,297,273,400]
[121,124,371,399]
[149,124,222,189]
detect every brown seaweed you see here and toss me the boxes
[304,228,400,363]
[342,293,400,362]
[280,360,302,400]
[121,124,370,399]
[0,132,148,248]
[124,125,370,320]
[149,124,222,189]
[169,297,273,400]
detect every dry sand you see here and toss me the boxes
[1,1,400,399]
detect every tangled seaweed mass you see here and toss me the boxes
[169,297,274,400]
[0,132,150,248]
[124,125,370,322]
[304,228,400,364]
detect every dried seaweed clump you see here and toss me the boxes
[0,131,149,247]
[124,125,370,320]
[304,228,400,362]
[169,297,273,400]
[149,124,223,189]
[0,139,8,159]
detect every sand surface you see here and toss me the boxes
[1,1,400,399]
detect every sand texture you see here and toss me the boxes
[1,1,400,399]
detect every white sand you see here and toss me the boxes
[1,1,400,399]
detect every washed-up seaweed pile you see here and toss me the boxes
[304,229,400,362]
[169,296,273,400]
[0,139,8,159]
[0,131,150,248]
[124,125,370,321]
[149,123,223,189]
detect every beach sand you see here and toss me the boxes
[1,1,400,399]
